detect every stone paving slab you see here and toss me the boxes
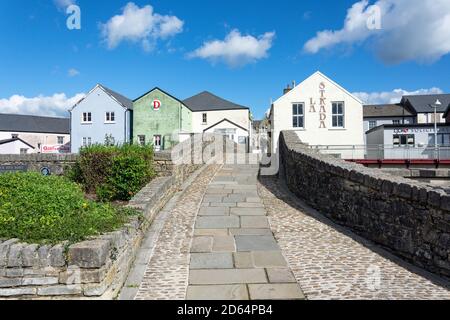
[187,285,249,300]
[186,165,305,300]
[190,253,233,269]
[189,269,267,285]
[248,284,305,300]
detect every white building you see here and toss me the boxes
[0,138,36,154]
[269,71,364,158]
[0,113,70,154]
[183,91,251,150]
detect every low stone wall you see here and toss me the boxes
[279,130,450,279]
[0,154,78,176]
[0,175,178,299]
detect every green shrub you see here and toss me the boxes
[74,143,155,201]
[0,172,138,244]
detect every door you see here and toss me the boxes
[153,135,162,152]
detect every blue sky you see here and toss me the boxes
[0,0,449,119]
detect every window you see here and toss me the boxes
[202,113,207,124]
[57,136,64,145]
[428,133,450,146]
[20,148,28,155]
[138,135,146,146]
[393,134,415,147]
[392,119,401,125]
[332,102,345,128]
[292,103,304,128]
[11,134,19,139]
[369,121,377,130]
[82,112,92,123]
[105,112,115,123]
[82,137,92,147]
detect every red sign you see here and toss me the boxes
[41,145,70,154]
[152,100,161,111]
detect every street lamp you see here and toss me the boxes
[430,99,442,147]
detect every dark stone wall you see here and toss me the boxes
[279,130,450,279]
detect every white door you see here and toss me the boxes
[153,135,162,152]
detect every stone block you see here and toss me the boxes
[49,244,66,267]
[37,285,82,296]
[187,285,248,300]
[22,277,59,286]
[196,216,240,229]
[83,282,108,297]
[266,268,297,283]
[248,284,304,300]
[235,236,279,252]
[194,229,229,237]
[68,240,110,268]
[38,245,51,268]
[0,278,22,288]
[229,229,273,236]
[189,269,267,285]
[0,288,36,297]
[7,243,26,268]
[240,216,269,229]
[0,239,19,267]
[212,236,236,252]
[252,251,287,268]
[191,237,213,253]
[233,252,253,268]
[198,207,230,216]
[190,253,233,269]
[231,208,266,216]
[22,244,39,267]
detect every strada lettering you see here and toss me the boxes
[178,305,212,318]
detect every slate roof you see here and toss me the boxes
[183,91,249,112]
[363,104,415,118]
[0,114,70,134]
[100,84,133,110]
[401,94,450,113]
[0,138,35,149]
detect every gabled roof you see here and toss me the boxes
[274,71,363,105]
[203,118,249,132]
[0,138,35,149]
[184,91,249,112]
[401,94,450,114]
[133,87,187,106]
[363,104,415,118]
[70,84,133,111]
[100,85,133,110]
[0,113,70,134]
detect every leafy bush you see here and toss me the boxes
[0,172,138,244]
[71,143,155,201]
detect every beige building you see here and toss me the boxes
[269,71,364,158]
[0,113,70,154]
[183,91,251,150]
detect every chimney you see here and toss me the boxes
[283,84,292,95]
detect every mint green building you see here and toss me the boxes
[133,87,192,151]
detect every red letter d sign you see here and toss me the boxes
[152,100,161,111]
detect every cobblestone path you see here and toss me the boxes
[133,165,221,300]
[258,176,450,300]
[128,164,450,300]
[187,165,305,300]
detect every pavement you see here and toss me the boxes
[119,164,450,300]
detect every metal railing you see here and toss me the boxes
[309,145,450,161]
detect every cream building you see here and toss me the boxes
[269,71,364,158]
[0,113,70,154]
[183,91,251,150]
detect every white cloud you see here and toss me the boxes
[68,68,80,77]
[304,0,450,64]
[353,87,443,105]
[54,0,76,10]
[100,2,184,51]
[189,29,276,67]
[0,93,85,117]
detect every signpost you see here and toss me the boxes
[41,145,70,154]
[0,164,28,174]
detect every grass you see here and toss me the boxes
[0,172,139,244]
